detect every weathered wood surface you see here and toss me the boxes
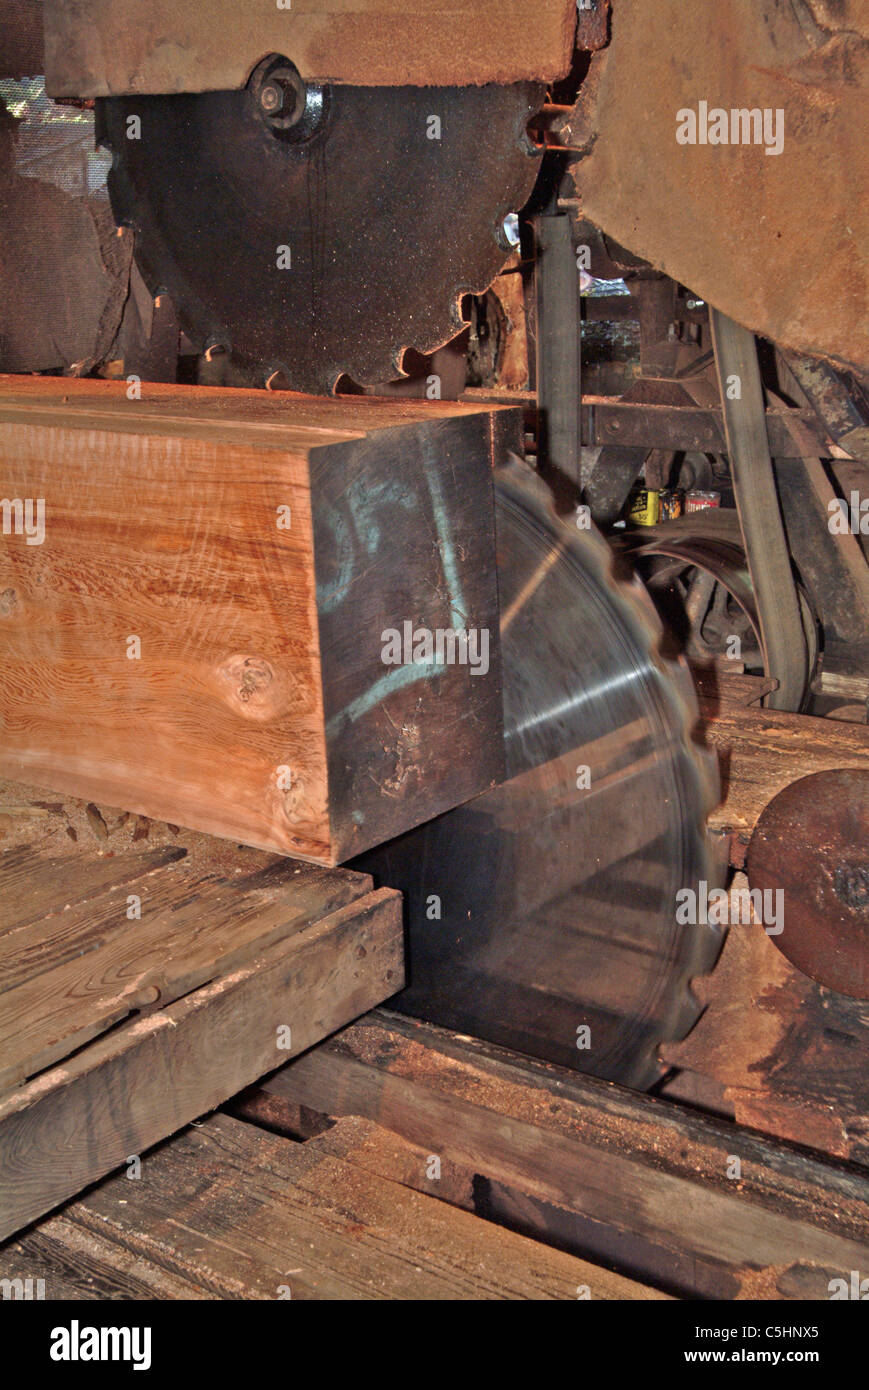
[661,874,869,1168]
[658,676,869,1162]
[698,670,869,866]
[41,0,577,96]
[263,1011,869,1300]
[0,1112,659,1300]
[0,376,510,864]
[574,0,869,372]
[0,781,380,1092]
[0,782,403,1239]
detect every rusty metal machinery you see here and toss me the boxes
[619,509,820,685]
[19,0,865,377]
[748,769,869,1000]
[96,70,546,393]
[1,0,868,1117]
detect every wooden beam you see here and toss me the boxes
[0,783,403,1238]
[41,0,577,96]
[0,376,511,864]
[263,1011,869,1299]
[0,811,376,1093]
[0,892,402,1240]
[2,1113,662,1300]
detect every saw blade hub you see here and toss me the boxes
[249,54,328,142]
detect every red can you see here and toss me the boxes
[685,490,721,513]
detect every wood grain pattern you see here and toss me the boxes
[264,1011,869,1300]
[0,391,329,858]
[1,1113,660,1300]
[0,783,403,1238]
[42,0,577,96]
[0,376,513,863]
[0,839,370,1092]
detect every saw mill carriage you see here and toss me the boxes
[0,0,867,1326]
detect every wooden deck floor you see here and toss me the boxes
[0,781,403,1239]
[3,1110,659,1300]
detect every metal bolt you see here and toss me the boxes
[260,84,282,114]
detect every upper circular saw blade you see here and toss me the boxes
[355,460,724,1090]
[98,78,544,393]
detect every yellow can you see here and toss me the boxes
[628,488,660,526]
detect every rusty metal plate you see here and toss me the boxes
[575,0,610,51]
[43,0,577,97]
[574,0,869,372]
[748,768,869,999]
[99,78,545,391]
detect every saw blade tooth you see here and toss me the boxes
[356,457,728,1089]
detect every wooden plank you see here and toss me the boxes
[1,1113,661,1299]
[0,1224,201,1300]
[41,0,577,96]
[263,1011,869,1299]
[0,832,374,1093]
[0,781,374,1089]
[699,670,869,866]
[0,376,510,864]
[0,882,402,1239]
[0,841,188,940]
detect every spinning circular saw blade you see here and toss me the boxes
[356,461,724,1090]
[98,63,545,392]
